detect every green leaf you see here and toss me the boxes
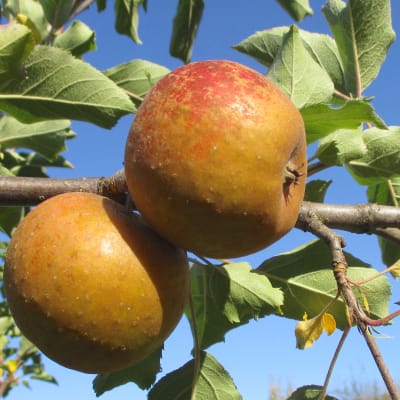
[96,0,106,12]
[4,0,49,42]
[304,180,332,203]
[114,0,146,44]
[368,176,400,268]
[234,26,345,92]
[0,317,15,336]
[288,385,339,400]
[170,0,204,63]
[345,126,400,184]
[323,0,395,95]
[148,352,242,400]
[93,347,162,396]
[0,115,74,159]
[276,0,313,21]
[267,25,334,108]
[53,20,96,57]
[0,23,35,81]
[103,59,170,107]
[302,99,387,144]
[315,127,365,167]
[187,262,283,350]
[18,336,38,358]
[38,0,73,30]
[0,45,135,128]
[234,26,287,67]
[30,372,57,384]
[0,207,26,237]
[256,240,390,330]
[1,149,72,177]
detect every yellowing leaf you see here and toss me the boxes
[295,312,336,349]
[322,313,336,335]
[5,359,18,373]
[389,260,400,278]
[360,292,370,314]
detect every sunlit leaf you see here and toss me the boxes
[0,46,135,128]
[302,99,387,144]
[0,115,74,159]
[323,0,395,94]
[234,26,345,91]
[187,262,283,349]
[170,0,204,63]
[53,20,96,57]
[0,23,34,81]
[288,385,339,400]
[4,0,49,42]
[103,59,170,107]
[346,127,400,184]
[18,336,38,358]
[315,128,365,167]
[148,352,242,400]
[276,0,313,21]
[257,240,391,329]
[315,126,400,184]
[268,25,334,108]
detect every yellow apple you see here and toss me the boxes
[4,192,190,373]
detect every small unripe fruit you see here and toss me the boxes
[124,60,307,258]
[4,192,189,373]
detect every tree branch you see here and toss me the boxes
[0,170,127,206]
[297,201,400,245]
[2,174,400,246]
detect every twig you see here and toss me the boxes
[362,327,400,399]
[188,272,202,400]
[307,161,329,177]
[69,0,96,21]
[319,327,351,400]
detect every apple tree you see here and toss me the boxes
[0,0,400,399]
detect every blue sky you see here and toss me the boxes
[9,1,400,399]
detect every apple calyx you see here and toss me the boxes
[284,161,305,186]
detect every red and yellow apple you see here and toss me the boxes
[4,192,190,373]
[124,60,307,258]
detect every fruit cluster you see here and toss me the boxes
[4,60,306,373]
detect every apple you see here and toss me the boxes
[4,192,190,373]
[124,60,307,258]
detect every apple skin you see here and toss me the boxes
[124,60,307,259]
[4,192,189,373]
